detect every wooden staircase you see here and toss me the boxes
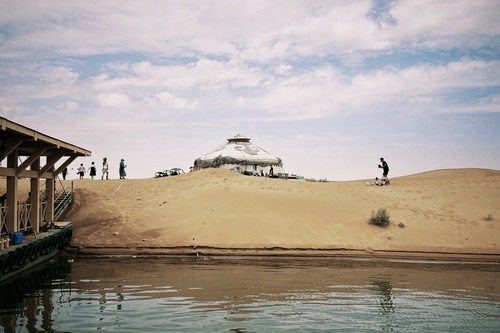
[53,191,74,221]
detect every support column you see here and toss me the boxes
[30,158,41,233]
[44,156,55,223]
[6,150,18,232]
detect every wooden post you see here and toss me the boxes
[30,158,41,232]
[45,156,55,223]
[6,150,18,232]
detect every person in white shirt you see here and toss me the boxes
[77,164,86,179]
[102,157,109,180]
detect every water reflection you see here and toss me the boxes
[1,256,499,332]
[371,279,395,331]
[373,280,395,314]
[0,256,72,332]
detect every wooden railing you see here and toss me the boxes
[0,181,73,236]
[1,206,7,235]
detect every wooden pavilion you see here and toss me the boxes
[0,117,91,236]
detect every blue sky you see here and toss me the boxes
[1,0,499,180]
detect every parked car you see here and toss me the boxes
[169,168,185,176]
[154,168,185,178]
[154,170,169,178]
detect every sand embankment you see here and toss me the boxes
[54,168,500,261]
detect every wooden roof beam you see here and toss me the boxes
[39,152,64,177]
[0,138,23,164]
[16,146,48,176]
[54,154,79,175]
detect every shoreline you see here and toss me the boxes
[66,246,500,264]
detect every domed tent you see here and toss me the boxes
[194,134,283,176]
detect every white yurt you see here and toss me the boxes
[193,134,283,176]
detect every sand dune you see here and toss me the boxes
[56,168,500,260]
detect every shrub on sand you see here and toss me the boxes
[484,213,493,221]
[369,208,390,227]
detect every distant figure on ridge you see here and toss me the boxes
[77,163,86,179]
[377,157,390,185]
[378,157,389,177]
[102,157,109,180]
[89,162,97,180]
[119,159,127,179]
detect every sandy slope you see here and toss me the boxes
[53,168,500,260]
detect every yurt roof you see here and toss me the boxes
[194,134,282,168]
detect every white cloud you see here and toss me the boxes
[146,92,196,109]
[56,101,79,113]
[256,60,500,118]
[96,93,132,108]
[391,0,500,37]
[274,64,293,75]
[348,60,500,103]
[2,1,498,61]
[41,66,79,84]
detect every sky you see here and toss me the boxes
[1,0,499,181]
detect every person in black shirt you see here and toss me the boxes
[378,158,389,177]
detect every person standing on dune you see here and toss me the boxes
[102,157,109,180]
[119,159,127,179]
[89,162,97,180]
[77,163,86,179]
[378,157,389,177]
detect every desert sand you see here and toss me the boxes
[6,168,500,261]
[54,168,498,261]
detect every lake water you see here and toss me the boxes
[0,255,499,332]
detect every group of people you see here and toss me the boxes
[66,157,389,182]
[70,157,127,180]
